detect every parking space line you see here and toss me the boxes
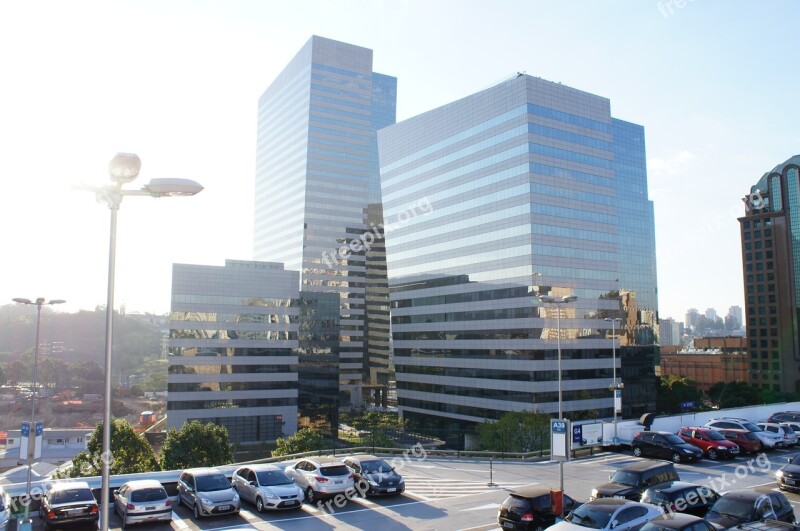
[171,511,189,529]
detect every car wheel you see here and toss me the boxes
[672,452,682,463]
[193,502,202,519]
[707,449,718,460]
[306,487,317,504]
[256,497,264,513]
[633,447,642,457]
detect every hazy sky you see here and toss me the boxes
[1,0,797,322]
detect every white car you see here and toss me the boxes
[284,457,355,504]
[705,418,782,449]
[548,499,663,531]
[113,479,173,527]
[758,422,799,447]
[0,488,11,531]
[231,464,304,512]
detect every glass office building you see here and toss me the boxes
[254,36,396,408]
[739,154,800,393]
[167,260,300,446]
[378,75,658,441]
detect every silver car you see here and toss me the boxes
[231,464,304,512]
[178,468,240,519]
[113,479,172,527]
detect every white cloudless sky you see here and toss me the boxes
[1,0,798,322]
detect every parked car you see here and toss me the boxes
[284,456,355,504]
[705,419,782,450]
[591,460,679,501]
[737,520,800,531]
[113,479,172,528]
[38,481,99,531]
[496,486,581,530]
[767,412,800,424]
[631,431,703,463]
[776,455,800,492]
[640,513,717,531]
[677,427,740,460]
[780,424,800,446]
[704,490,795,530]
[341,454,405,496]
[548,499,662,531]
[231,464,304,512]
[640,481,719,517]
[178,467,240,519]
[758,423,798,447]
[716,428,763,454]
[0,488,11,531]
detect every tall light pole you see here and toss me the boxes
[604,317,623,444]
[12,297,65,529]
[82,153,203,531]
[538,294,577,518]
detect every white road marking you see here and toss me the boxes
[171,511,189,529]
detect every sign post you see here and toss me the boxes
[551,419,571,462]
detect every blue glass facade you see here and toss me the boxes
[254,36,396,409]
[378,75,658,437]
[740,155,800,393]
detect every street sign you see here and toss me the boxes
[551,419,571,462]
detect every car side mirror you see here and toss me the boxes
[249,481,256,486]
[186,487,194,494]
[611,520,619,529]
[609,474,614,480]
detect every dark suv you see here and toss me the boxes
[497,486,581,530]
[591,460,679,501]
[632,431,703,463]
[768,412,800,424]
[39,481,99,530]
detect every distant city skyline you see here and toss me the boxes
[2,1,798,321]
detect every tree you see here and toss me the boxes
[656,375,703,414]
[708,381,760,409]
[477,411,551,454]
[342,410,407,448]
[56,419,160,478]
[272,428,324,457]
[161,420,232,470]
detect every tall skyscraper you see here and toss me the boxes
[167,260,300,446]
[727,305,743,328]
[739,154,800,392]
[378,75,658,443]
[705,308,718,322]
[253,36,397,410]
[685,308,700,330]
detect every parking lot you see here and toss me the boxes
[11,446,800,530]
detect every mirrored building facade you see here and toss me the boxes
[167,260,300,445]
[253,36,396,409]
[378,75,658,442]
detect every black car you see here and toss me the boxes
[737,520,800,531]
[640,513,717,531]
[640,481,719,517]
[341,454,405,496]
[704,490,795,530]
[591,460,679,501]
[39,481,99,530]
[497,486,581,530]
[632,431,703,463]
[776,455,800,492]
[768,412,800,424]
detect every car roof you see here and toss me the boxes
[49,481,91,491]
[647,513,707,528]
[509,486,553,499]
[304,456,346,465]
[680,426,712,431]
[242,464,283,472]
[646,481,707,494]
[586,498,636,508]
[120,479,165,490]
[719,490,764,502]
[620,460,675,472]
[182,467,225,476]
[342,454,381,462]
[637,430,674,435]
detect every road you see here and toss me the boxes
[19,447,800,530]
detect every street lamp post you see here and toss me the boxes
[538,294,577,518]
[83,153,203,531]
[604,317,623,444]
[12,297,65,528]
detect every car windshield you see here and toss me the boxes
[741,422,762,432]
[256,470,294,486]
[610,470,640,487]
[50,489,95,504]
[790,456,800,465]
[565,504,614,529]
[664,434,685,444]
[641,490,669,504]
[320,465,350,477]
[708,497,754,520]
[743,432,758,440]
[359,460,393,474]
[640,523,677,531]
[130,488,167,503]
[783,425,796,434]
[195,474,231,492]
[706,430,725,441]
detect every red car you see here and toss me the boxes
[677,427,740,460]
[715,428,762,454]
